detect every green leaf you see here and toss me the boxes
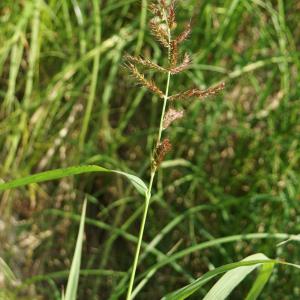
[0,257,17,283]
[245,262,274,300]
[112,170,148,196]
[0,165,147,196]
[162,255,275,300]
[64,198,87,300]
[203,253,270,300]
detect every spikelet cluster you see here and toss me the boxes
[153,138,172,167]
[125,0,225,168]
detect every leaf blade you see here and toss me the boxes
[245,262,274,300]
[64,198,87,300]
[203,253,270,300]
[0,165,148,196]
[162,255,275,300]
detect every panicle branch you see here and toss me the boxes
[124,54,168,73]
[149,19,169,48]
[169,82,226,101]
[176,23,191,44]
[167,0,176,29]
[169,52,191,74]
[126,62,164,98]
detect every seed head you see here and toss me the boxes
[126,62,164,98]
[167,0,176,30]
[153,138,172,168]
[176,23,191,44]
[149,19,169,48]
[124,54,168,73]
[170,53,191,74]
[163,108,184,129]
[169,82,225,101]
[170,40,178,66]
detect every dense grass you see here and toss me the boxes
[0,0,300,299]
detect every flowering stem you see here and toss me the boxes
[126,6,172,299]
[126,72,171,300]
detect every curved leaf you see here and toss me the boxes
[64,199,87,300]
[162,255,276,300]
[0,165,147,196]
[203,253,271,300]
[245,262,274,300]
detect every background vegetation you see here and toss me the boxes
[0,0,300,299]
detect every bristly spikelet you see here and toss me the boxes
[170,40,178,67]
[167,0,176,29]
[169,52,191,74]
[149,19,169,48]
[148,2,163,18]
[176,23,191,44]
[169,82,226,101]
[124,54,168,73]
[153,138,172,167]
[126,62,164,98]
[159,0,167,10]
[163,108,184,129]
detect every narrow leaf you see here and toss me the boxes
[203,253,270,300]
[245,262,274,300]
[113,170,148,196]
[0,165,148,196]
[162,255,274,300]
[64,198,87,300]
[0,257,17,284]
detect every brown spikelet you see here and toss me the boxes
[163,108,184,129]
[167,0,176,30]
[169,53,191,74]
[124,54,168,73]
[159,0,167,9]
[176,23,191,44]
[149,3,163,18]
[153,138,172,167]
[149,19,169,48]
[169,82,225,101]
[170,40,178,66]
[126,63,164,98]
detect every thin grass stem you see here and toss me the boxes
[126,13,172,296]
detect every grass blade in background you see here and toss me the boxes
[64,198,87,300]
[0,257,17,284]
[0,165,147,195]
[202,253,271,300]
[162,254,274,300]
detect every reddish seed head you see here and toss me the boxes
[153,138,172,167]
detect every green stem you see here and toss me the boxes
[126,71,171,300]
[126,72,171,300]
[79,0,101,150]
[126,171,155,300]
